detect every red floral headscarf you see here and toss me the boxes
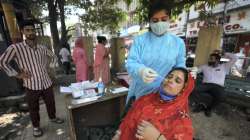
[119,74,195,140]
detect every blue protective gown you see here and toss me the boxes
[125,31,186,102]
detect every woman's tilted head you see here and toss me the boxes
[161,67,188,97]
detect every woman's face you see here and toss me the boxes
[103,40,107,45]
[76,39,83,48]
[162,70,186,96]
[150,10,169,23]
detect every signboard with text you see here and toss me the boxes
[186,21,206,37]
[224,9,250,34]
[189,0,250,20]
[187,9,250,37]
[169,23,186,37]
[168,12,187,37]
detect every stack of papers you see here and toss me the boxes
[82,81,98,89]
[70,82,85,98]
[60,81,98,98]
[111,87,128,94]
[60,80,129,105]
[116,72,128,75]
[71,96,100,105]
[60,87,72,93]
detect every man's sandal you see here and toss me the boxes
[33,127,43,137]
[50,118,64,124]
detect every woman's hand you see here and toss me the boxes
[112,130,121,140]
[135,120,162,140]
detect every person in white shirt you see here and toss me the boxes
[59,45,71,74]
[192,50,237,117]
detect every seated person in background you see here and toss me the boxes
[113,67,194,140]
[192,50,237,117]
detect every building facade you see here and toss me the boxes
[184,0,250,53]
[117,0,139,35]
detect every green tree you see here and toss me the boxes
[121,0,221,24]
[26,0,61,56]
[77,0,127,35]
[27,0,80,56]
[27,0,46,18]
[58,0,67,45]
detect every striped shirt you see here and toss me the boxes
[0,41,58,90]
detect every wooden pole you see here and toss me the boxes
[1,1,22,43]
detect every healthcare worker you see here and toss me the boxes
[126,1,186,103]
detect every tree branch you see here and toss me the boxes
[54,0,59,8]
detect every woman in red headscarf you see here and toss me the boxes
[113,67,194,140]
[72,37,89,82]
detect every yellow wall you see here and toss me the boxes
[1,2,21,43]
[82,37,94,65]
[110,38,126,73]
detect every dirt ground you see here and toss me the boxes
[191,103,250,140]
[0,107,30,140]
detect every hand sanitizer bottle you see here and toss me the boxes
[97,78,105,96]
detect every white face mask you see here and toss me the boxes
[150,21,170,36]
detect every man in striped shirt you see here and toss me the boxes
[0,20,63,137]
